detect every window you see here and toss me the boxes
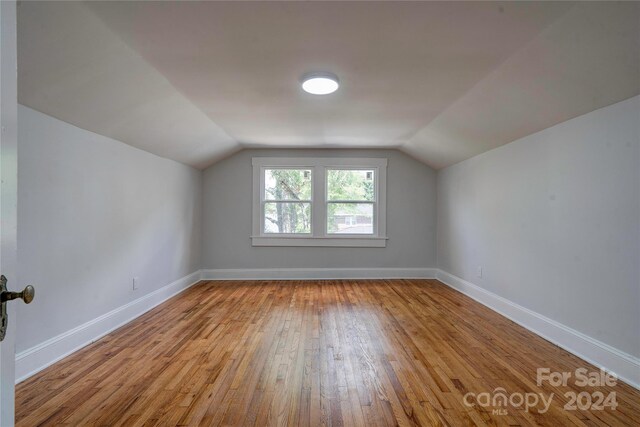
[252,158,387,247]
[327,169,375,234]
[263,169,312,234]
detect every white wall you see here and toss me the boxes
[15,95,638,385]
[202,148,437,270]
[16,105,202,353]
[437,96,640,358]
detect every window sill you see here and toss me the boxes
[251,236,388,247]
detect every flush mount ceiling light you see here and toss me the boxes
[301,72,339,95]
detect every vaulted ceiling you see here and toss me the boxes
[17,1,640,170]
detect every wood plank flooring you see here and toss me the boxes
[16,279,640,426]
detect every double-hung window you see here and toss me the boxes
[262,168,312,234]
[252,157,387,247]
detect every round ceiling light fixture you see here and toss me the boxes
[301,72,339,95]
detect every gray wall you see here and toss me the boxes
[16,106,202,353]
[202,148,437,269]
[437,95,640,357]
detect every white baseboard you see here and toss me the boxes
[14,268,432,383]
[19,268,636,392]
[435,269,640,390]
[15,270,202,384]
[201,267,437,280]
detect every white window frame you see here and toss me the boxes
[252,157,387,247]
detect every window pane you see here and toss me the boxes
[265,169,312,201]
[327,203,373,234]
[264,202,311,234]
[327,169,375,201]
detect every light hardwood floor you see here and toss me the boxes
[16,279,640,426]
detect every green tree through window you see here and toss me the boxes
[262,167,377,235]
[264,169,311,233]
[327,170,375,234]
[253,157,387,245]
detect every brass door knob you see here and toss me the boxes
[0,285,35,304]
[0,276,36,341]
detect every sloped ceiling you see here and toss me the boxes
[17,1,640,170]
